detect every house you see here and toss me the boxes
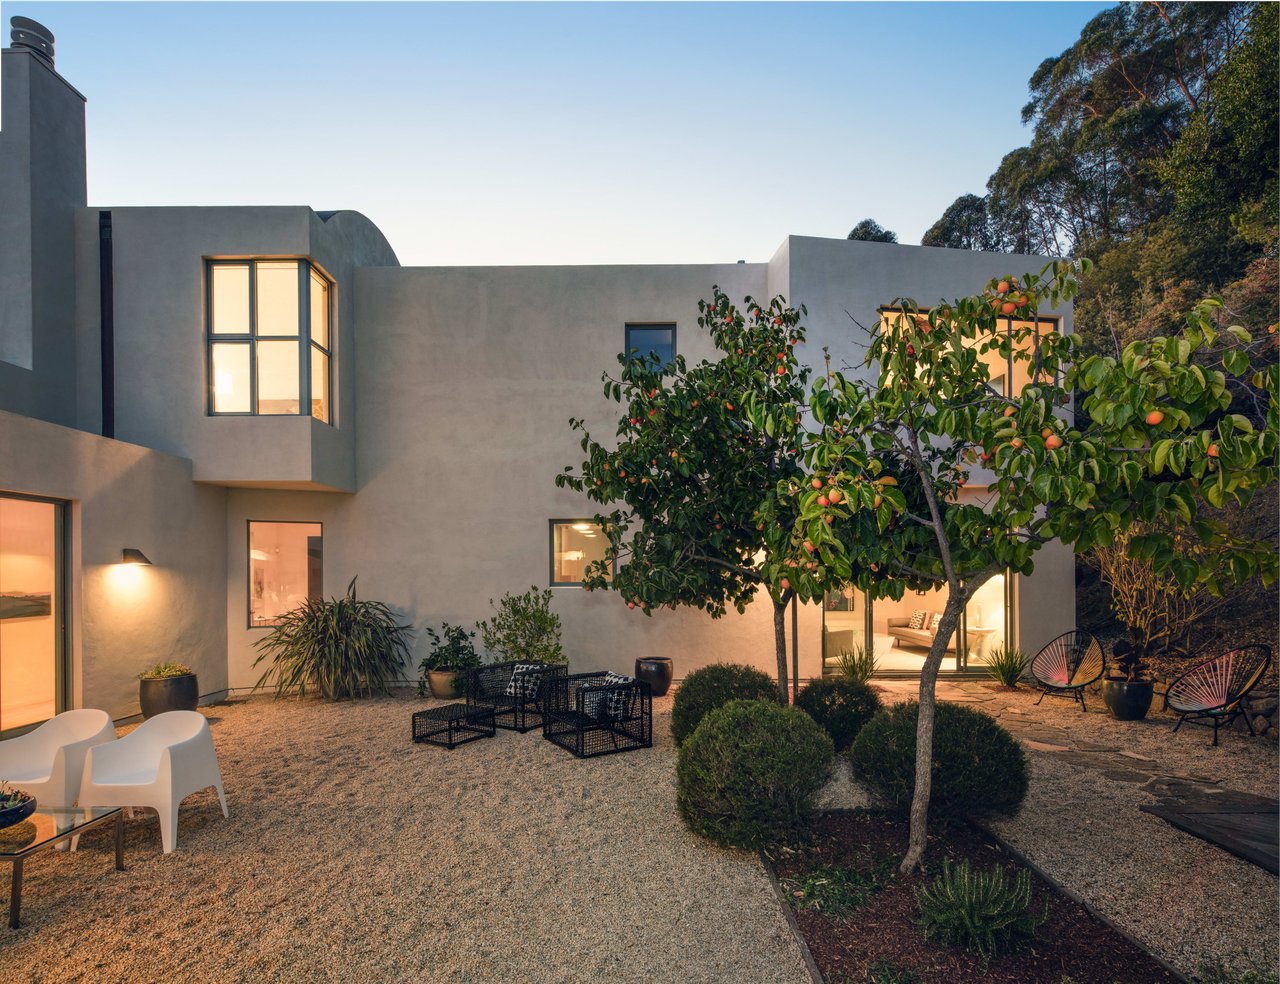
[0,17,1075,730]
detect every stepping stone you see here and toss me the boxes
[1022,739,1071,753]
[1140,779,1279,874]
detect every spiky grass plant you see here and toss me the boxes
[253,577,412,700]
[915,859,1047,960]
[833,645,877,683]
[983,645,1028,687]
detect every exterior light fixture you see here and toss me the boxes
[121,548,152,565]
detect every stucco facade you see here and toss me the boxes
[0,21,1075,723]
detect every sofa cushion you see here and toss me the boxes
[908,610,928,630]
[505,664,544,699]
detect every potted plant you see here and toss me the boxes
[0,782,36,830]
[477,586,567,665]
[139,661,199,718]
[1104,629,1159,720]
[417,622,483,699]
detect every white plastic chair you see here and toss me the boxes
[0,709,116,807]
[78,711,228,854]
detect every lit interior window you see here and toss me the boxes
[551,521,610,586]
[206,259,333,422]
[248,521,323,627]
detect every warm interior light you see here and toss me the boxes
[121,548,152,565]
[571,523,593,532]
[250,548,270,561]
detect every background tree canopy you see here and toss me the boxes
[920,0,1279,656]
[847,219,898,243]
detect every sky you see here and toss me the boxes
[16,2,1109,266]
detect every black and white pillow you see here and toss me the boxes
[582,672,634,720]
[929,613,943,633]
[908,610,928,630]
[505,663,544,699]
[603,672,634,720]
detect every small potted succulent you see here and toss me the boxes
[1103,627,1160,721]
[139,661,199,718]
[0,782,37,830]
[417,623,483,699]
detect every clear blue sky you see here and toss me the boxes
[18,2,1107,266]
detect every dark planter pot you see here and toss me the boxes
[139,674,199,719]
[634,657,674,698]
[0,794,36,830]
[427,669,463,700]
[1103,678,1154,721]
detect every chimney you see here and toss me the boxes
[0,16,85,426]
[9,16,55,66]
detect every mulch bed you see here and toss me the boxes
[769,812,1182,984]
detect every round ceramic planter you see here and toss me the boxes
[1102,679,1154,721]
[634,657,674,698]
[139,674,199,719]
[427,669,463,700]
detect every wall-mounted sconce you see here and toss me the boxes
[121,548,152,565]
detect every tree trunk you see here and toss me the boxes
[899,594,967,873]
[773,598,790,703]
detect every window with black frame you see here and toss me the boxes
[207,259,333,422]
[624,323,675,367]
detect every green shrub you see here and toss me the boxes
[795,677,882,751]
[849,702,1028,819]
[253,577,412,700]
[916,859,1046,960]
[140,661,193,680]
[832,644,877,683]
[983,645,1028,687]
[670,662,777,745]
[676,699,833,849]
[478,586,565,664]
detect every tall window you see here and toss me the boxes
[624,324,675,367]
[550,520,610,587]
[208,260,333,423]
[878,309,1060,399]
[248,521,323,627]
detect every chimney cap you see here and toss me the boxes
[10,17,55,66]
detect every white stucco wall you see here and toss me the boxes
[0,410,228,719]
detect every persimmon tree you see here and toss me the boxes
[556,288,823,701]
[752,259,1277,872]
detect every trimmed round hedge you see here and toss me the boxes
[671,662,777,746]
[795,677,882,751]
[677,699,834,850]
[849,701,1028,819]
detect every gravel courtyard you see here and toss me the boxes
[2,694,811,984]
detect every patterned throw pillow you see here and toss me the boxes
[582,672,635,721]
[603,671,634,720]
[505,663,544,699]
[929,613,943,633]
[908,610,927,630]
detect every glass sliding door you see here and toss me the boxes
[0,494,65,735]
[822,586,869,674]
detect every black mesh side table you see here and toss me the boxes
[412,703,496,749]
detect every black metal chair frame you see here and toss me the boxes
[465,661,568,733]
[542,672,653,759]
[1163,645,1272,747]
[1031,630,1105,712]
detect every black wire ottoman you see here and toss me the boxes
[412,703,496,749]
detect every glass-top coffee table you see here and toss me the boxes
[0,805,124,929]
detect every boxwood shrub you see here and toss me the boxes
[677,699,834,850]
[849,701,1027,819]
[670,662,777,745]
[795,677,882,751]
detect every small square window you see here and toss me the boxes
[625,324,675,367]
[248,521,323,627]
[550,520,611,587]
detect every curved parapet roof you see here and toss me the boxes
[315,209,399,268]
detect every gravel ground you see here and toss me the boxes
[1,693,811,984]
[982,686,1279,981]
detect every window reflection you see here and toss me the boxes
[551,521,610,586]
[249,522,322,627]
